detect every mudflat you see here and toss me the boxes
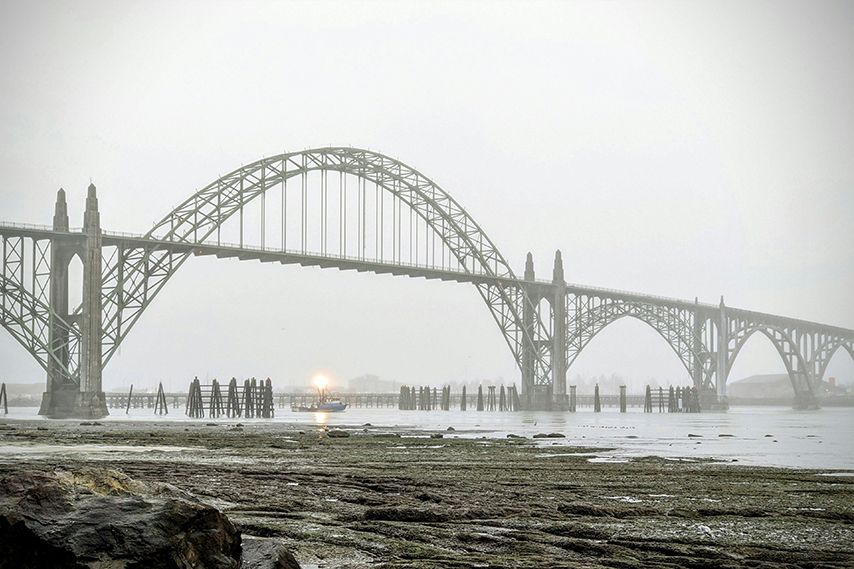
[1,419,852,568]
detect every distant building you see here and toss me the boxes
[729,374,852,405]
[728,374,792,399]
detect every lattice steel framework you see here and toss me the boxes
[722,309,854,405]
[97,148,551,386]
[564,294,715,389]
[0,233,80,384]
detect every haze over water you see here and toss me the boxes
[5,406,851,471]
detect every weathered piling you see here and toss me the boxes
[461,385,467,411]
[154,382,168,415]
[227,378,240,417]
[262,378,274,418]
[499,385,507,411]
[442,386,451,411]
[619,385,627,413]
[0,383,7,414]
[668,386,676,412]
[476,385,484,411]
[432,387,438,410]
[686,386,701,413]
[398,385,409,410]
[243,379,254,418]
[125,384,133,414]
[187,377,204,418]
[594,384,601,412]
[209,379,223,418]
[658,387,665,412]
[486,386,496,411]
[511,384,522,411]
[644,385,653,413]
[569,385,577,412]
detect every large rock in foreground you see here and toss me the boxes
[0,467,298,569]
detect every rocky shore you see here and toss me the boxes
[1,419,852,568]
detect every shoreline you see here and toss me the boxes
[1,419,853,568]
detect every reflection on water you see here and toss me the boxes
[2,406,852,470]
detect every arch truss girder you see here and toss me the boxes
[565,293,712,387]
[726,313,854,397]
[0,234,79,384]
[100,148,549,386]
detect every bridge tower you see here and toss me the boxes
[520,251,568,411]
[38,184,108,418]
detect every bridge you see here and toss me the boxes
[1,147,851,417]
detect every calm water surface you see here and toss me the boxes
[3,406,852,470]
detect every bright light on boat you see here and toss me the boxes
[314,376,329,390]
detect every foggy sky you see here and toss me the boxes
[1,0,852,393]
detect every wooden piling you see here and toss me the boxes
[486,385,496,411]
[0,382,7,415]
[658,387,665,412]
[125,384,133,414]
[594,384,601,412]
[476,385,484,411]
[619,385,627,413]
[227,378,240,418]
[569,385,577,412]
[461,385,467,411]
[262,378,274,418]
[644,385,653,413]
[499,385,506,411]
[154,382,168,415]
[243,379,253,418]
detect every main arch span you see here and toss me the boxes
[0,147,851,417]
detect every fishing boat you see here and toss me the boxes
[292,375,347,412]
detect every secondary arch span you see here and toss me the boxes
[565,297,712,387]
[727,325,813,396]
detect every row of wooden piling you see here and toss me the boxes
[397,383,700,413]
[185,377,275,419]
[398,384,523,411]
[0,383,7,415]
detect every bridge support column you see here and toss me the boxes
[40,184,108,418]
[551,250,568,410]
[714,297,730,410]
[521,253,536,409]
[792,371,820,410]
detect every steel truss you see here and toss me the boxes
[723,311,854,403]
[565,294,714,388]
[0,234,80,384]
[101,148,551,386]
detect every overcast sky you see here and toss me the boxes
[1,0,852,393]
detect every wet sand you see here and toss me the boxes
[1,419,852,568]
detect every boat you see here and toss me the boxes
[293,399,347,413]
[292,375,347,412]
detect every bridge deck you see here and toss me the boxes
[1,222,851,336]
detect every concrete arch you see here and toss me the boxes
[815,339,854,384]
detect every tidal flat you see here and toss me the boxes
[1,419,852,568]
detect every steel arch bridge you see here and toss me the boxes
[1,147,852,416]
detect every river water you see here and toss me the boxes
[3,406,852,470]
